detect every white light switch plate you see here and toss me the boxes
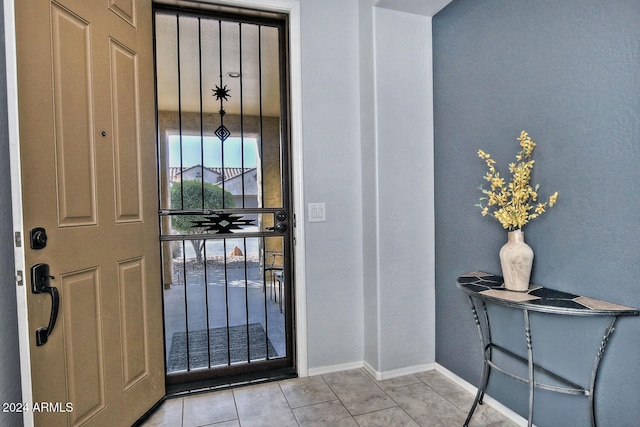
[308,203,326,222]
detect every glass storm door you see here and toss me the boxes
[153,5,294,389]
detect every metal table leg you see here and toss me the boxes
[524,309,534,427]
[588,316,617,427]
[464,297,492,427]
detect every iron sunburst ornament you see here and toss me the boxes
[212,84,231,142]
[212,84,231,101]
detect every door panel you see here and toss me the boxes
[111,39,143,223]
[109,0,136,27]
[51,3,98,227]
[16,1,163,425]
[118,257,149,389]
[62,269,105,426]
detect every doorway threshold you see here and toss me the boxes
[134,368,297,426]
[166,367,297,397]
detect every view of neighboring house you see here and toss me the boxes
[169,165,259,208]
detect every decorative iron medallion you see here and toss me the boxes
[215,124,231,142]
[191,212,255,233]
[212,84,231,142]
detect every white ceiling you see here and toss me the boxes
[375,0,453,17]
[155,12,282,117]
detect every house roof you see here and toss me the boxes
[169,165,256,183]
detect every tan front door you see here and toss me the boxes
[15,1,164,425]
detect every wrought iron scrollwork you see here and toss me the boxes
[212,83,231,142]
[191,212,255,233]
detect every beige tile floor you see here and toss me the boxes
[140,368,517,427]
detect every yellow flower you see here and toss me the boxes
[477,150,490,159]
[491,175,505,190]
[477,131,558,230]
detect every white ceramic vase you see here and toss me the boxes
[499,230,534,291]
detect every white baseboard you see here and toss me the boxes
[307,360,435,381]
[435,363,529,427]
[306,361,364,377]
[363,361,436,381]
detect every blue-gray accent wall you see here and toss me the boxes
[434,0,640,425]
[0,1,24,426]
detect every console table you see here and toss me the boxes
[457,272,638,427]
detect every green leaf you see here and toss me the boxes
[170,180,236,233]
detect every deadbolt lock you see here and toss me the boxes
[30,227,48,250]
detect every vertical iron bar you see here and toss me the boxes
[277,25,288,203]
[277,24,290,358]
[262,235,270,359]
[176,14,185,209]
[203,239,211,368]
[258,25,265,209]
[223,238,231,364]
[243,237,250,362]
[239,23,246,208]
[198,17,205,207]
[181,240,190,371]
[279,253,284,313]
[218,20,226,205]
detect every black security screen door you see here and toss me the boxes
[153,4,294,389]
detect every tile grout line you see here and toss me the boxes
[416,373,473,422]
[323,374,363,426]
[317,373,362,424]
[179,397,185,427]
[370,375,421,426]
[376,374,429,427]
[231,388,242,427]
[276,381,302,426]
[322,369,423,426]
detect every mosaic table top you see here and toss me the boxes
[457,272,639,316]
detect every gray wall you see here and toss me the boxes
[301,0,437,374]
[366,6,435,373]
[300,0,365,370]
[0,1,24,426]
[434,0,640,425]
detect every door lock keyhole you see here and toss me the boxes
[30,227,48,250]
